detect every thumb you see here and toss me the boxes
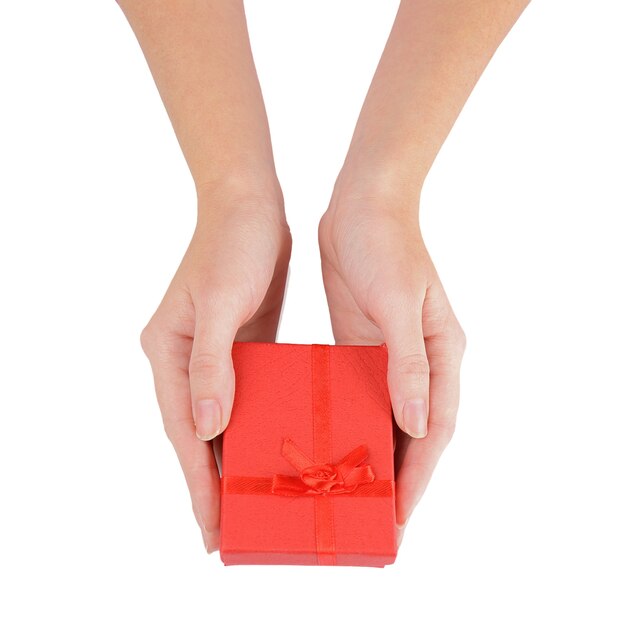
[189,302,239,441]
[378,295,430,439]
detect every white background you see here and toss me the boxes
[1,1,624,624]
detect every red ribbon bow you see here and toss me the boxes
[271,438,376,496]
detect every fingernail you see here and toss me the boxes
[196,399,222,440]
[403,398,428,438]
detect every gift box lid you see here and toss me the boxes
[220,341,397,567]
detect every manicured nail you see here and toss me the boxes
[403,399,428,438]
[196,399,222,440]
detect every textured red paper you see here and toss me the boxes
[219,341,397,567]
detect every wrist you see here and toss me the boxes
[195,168,286,224]
[329,157,423,219]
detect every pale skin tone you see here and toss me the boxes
[119,0,530,552]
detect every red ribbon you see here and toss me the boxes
[222,344,394,565]
[271,438,376,496]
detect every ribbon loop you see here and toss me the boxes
[271,438,376,496]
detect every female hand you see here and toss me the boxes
[140,187,291,552]
[118,0,292,553]
[318,179,466,542]
[316,0,528,543]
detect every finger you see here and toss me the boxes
[189,300,240,441]
[146,337,222,552]
[395,288,465,526]
[394,418,453,528]
[377,292,430,439]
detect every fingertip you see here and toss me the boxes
[396,497,418,531]
[202,529,220,554]
[395,523,406,549]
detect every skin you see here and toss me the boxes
[118,0,529,553]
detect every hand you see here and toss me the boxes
[318,178,466,543]
[140,186,291,553]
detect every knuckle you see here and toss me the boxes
[162,415,184,445]
[455,324,467,354]
[161,413,176,440]
[139,323,157,356]
[188,351,224,380]
[162,420,176,444]
[442,318,466,363]
[394,352,430,386]
[431,418,456,443]
[460,328,467,350]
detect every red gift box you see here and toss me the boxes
[219,341,397,567]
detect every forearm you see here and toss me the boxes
[117,0,280,204]
[337,0,530,203]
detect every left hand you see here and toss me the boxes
[318,177,466,544]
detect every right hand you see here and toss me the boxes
[140,185,291,553]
